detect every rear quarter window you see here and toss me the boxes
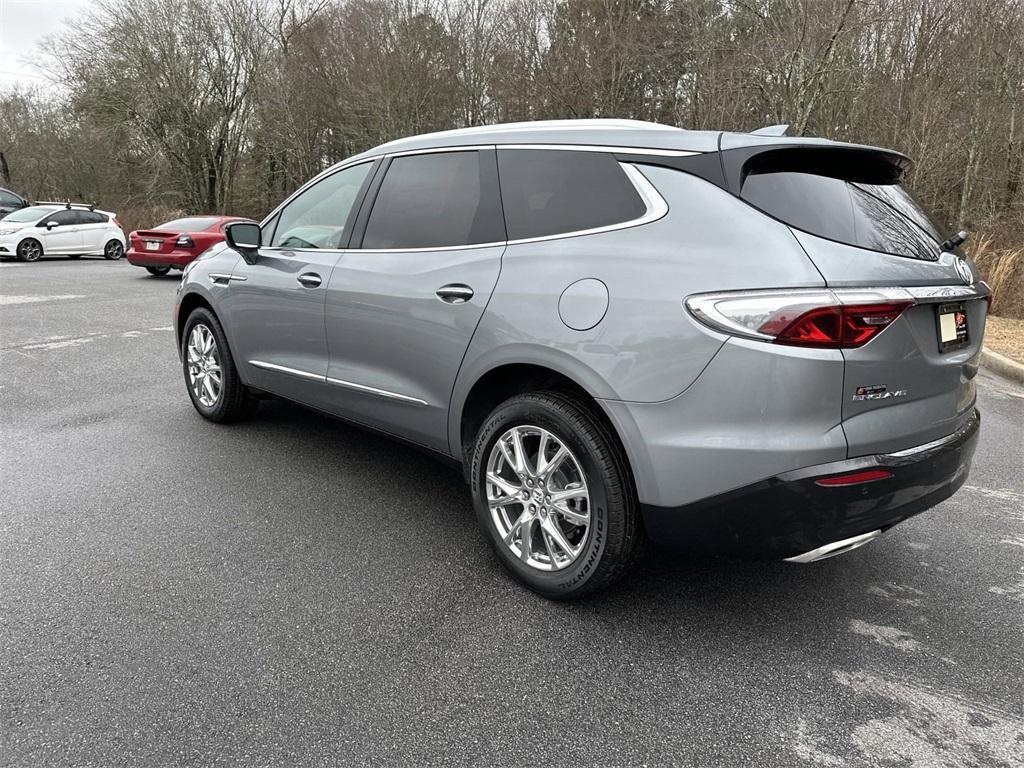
[740,169,945,261]
[497,149,646,240]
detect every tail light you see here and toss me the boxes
[815,468,893,486]
[175,235,195,249]
[686,289,915,349]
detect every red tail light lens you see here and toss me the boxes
[175,235,195,249]
[773,302,913,348]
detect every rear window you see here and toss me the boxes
[741,169,945,261]
[158,217,220,232]
[498,149,646,241]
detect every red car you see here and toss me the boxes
[126,215,254,276]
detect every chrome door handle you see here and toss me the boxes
[436,284,474,304]
[297,273,322,288]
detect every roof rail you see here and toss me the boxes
[34,200,98,211]
[750,124,789,137]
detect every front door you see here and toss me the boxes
[218,160,376,410]
[40,210,83,254]
[324,149,506,452]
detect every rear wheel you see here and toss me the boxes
[17,238,42,262]
[103,240,124,260]
[470,391,642,600]
[146,266,171,276]
[181,307,258,423]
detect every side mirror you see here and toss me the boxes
[224,221,261,263]
[46,221,59,230]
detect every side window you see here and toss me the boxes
[46,210,78,226]
[497,149,647,240]
[361,151,504,250]
[0,191,21,206]
[79,211,106,224]
[272,162,372,249]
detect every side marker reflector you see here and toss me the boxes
[814,469,893,487]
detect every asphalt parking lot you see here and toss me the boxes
[1,257,1022,766]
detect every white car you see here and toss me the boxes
[0,204,127,262]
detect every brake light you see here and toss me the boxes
[774,302,913,348]
[815,469,893,487]
[686,290,916,349]
[176,235,195,249]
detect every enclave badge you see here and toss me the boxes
[852,385,909,402]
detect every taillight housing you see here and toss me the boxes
[175,235,195,249]
[686,289,916,349]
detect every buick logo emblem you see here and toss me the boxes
[954,257,973,285]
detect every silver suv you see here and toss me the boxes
[175,119,985,599]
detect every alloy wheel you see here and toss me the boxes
[187,324,222,407]
[105,241,124,259]
[486,425,591,571]
[20,241,41,261]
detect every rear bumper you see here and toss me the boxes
[641,409,980,559]
[126,249,195,268]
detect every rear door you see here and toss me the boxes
[738,148,986,455]
[219,160,376,410]
[323,148,505,452]
[77,211,109,252]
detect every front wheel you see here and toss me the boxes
[17,238,42,262]
[103,240,124,260]
[146,266,171,276]
[470,391,642,600]
[181,308,258,423]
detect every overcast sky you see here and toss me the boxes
[0,0,94,89]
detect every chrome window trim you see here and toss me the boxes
[496,143,700,157]
[261,155,669,255]
[326,376,428,406]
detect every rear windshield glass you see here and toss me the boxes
[2,206,57,223]
[158,217,220,232]
[740,171,945,261]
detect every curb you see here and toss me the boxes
[980,346,1024,386]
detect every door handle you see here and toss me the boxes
[297,272,322,288]
[436,284,474,304]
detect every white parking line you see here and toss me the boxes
[0,294,85,306]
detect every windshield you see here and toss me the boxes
[2,206,57,224]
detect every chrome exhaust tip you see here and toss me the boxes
[783,530,882,564]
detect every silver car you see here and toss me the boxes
[175,119,985,599]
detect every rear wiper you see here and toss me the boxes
[940,230,968,251]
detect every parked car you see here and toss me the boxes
[0,187,29,218]
[174,119,986,599]
[0,203,126,261]
[126,216,254,276]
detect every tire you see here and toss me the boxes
[68,254,81,260]
[103,240,124,260]
[146,266,171,276]
[470,390,642,600]
[16,238,42,262]
[181,307,258,423]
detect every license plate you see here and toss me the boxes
[146,241,160,251]
[936,302,969,352]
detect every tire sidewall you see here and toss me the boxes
[471,396,613,598]
[181,309,232,421]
